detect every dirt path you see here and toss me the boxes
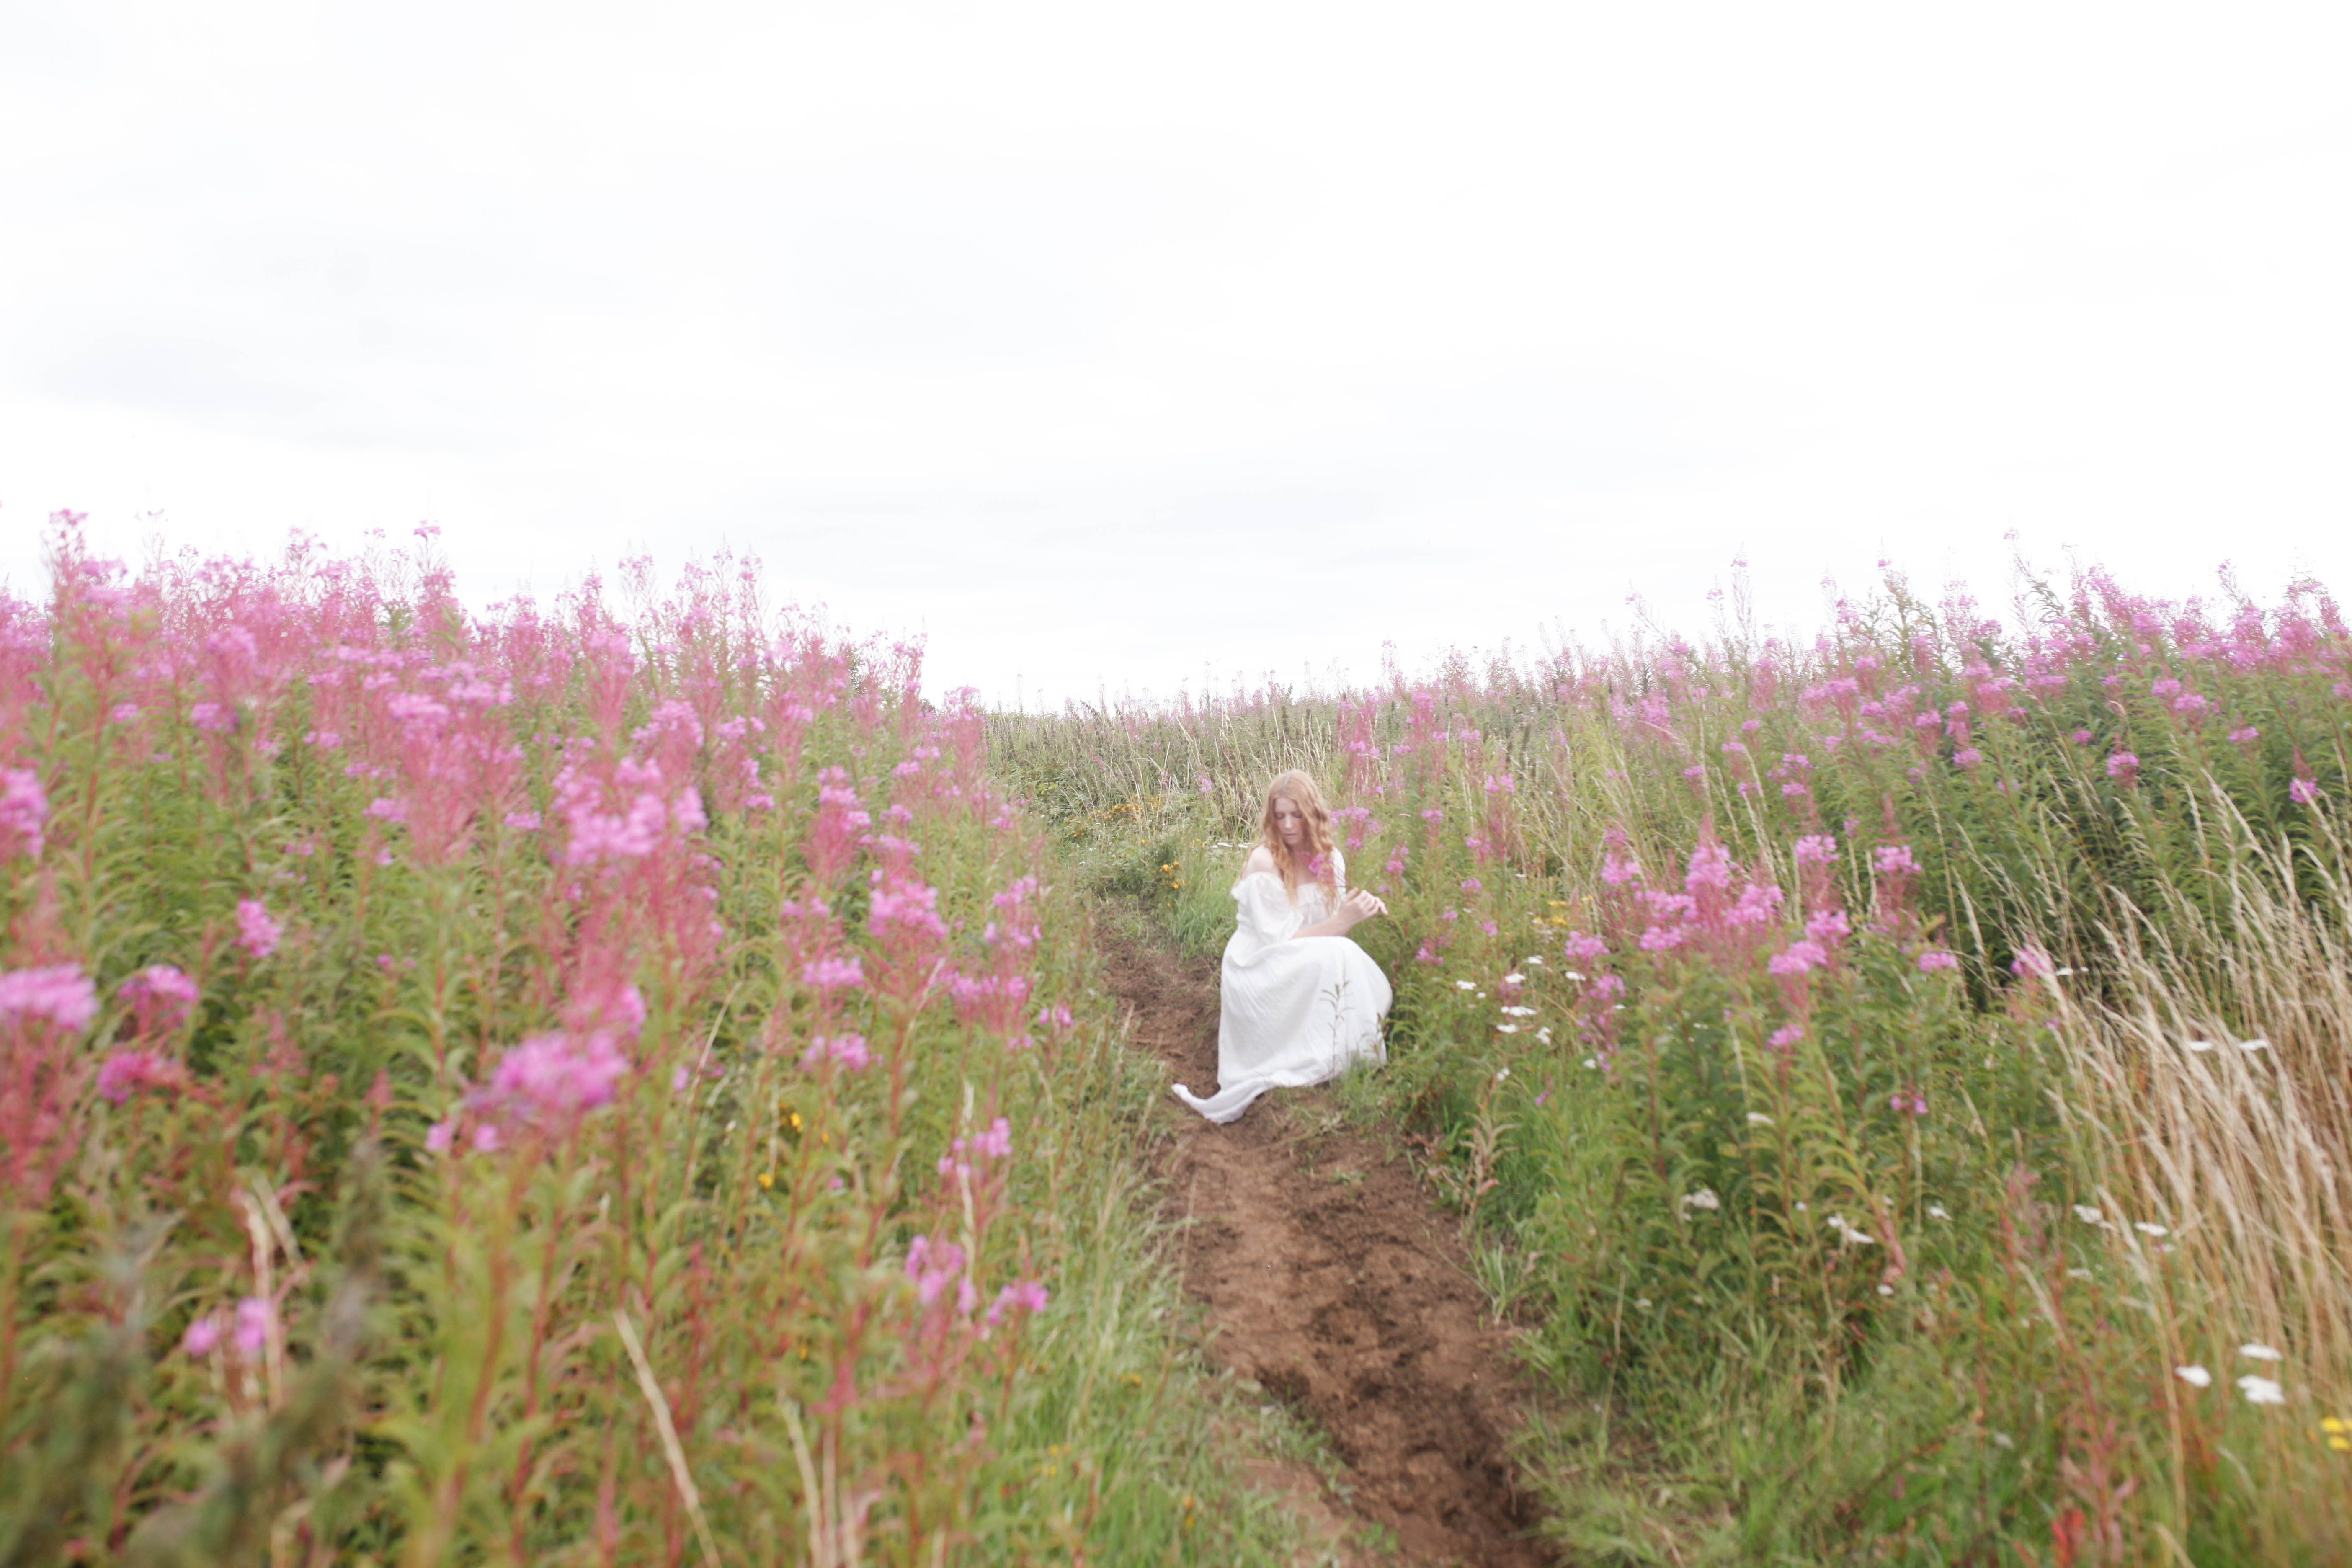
[1103,931,1555,1568]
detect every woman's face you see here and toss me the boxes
[1270,795,1306,848]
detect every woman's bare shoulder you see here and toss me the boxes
[1239,845,1278,877]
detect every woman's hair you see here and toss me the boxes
[1259,770,1338,900]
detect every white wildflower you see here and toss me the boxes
[2133,1222,2169,1238]
[1500,1005,1537,1017]
[2175,1364,2211,1388]
[1582,1057,1599,1069]
[2184,1038,2216,1053]
[2240,1343,2285,1362]
[1680,1188,1720,1212]
[2238,1037,2271,1052]
[1927,1204,1951,1220]
[1493,1068,1510,1083]
[1877,1283,1895,1296]
[1523,955,1546,966]
[1746,1112,1774,1127]
[1496,1023,1520,1034]
[1502,972,1525,985]
[2237,1375,2286,1406]
[2073,1204,2107,1226]
[1633,1297,1651,1310]
[1535,1027,1553,1044]
[1454,980,1477,992]
[1563,970,1586,981]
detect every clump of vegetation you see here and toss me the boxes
[0,521,1301,1565]
[993,561,2352,1564]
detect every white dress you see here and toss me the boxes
[1171,852,1393,1124]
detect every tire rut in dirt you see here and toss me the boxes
[1105,931,1555,1567]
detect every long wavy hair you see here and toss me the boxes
[1259,770,1338,900]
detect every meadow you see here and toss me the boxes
[992,561,2352,1565]
[9,524,2349,1568]
[0,522,1313,1565]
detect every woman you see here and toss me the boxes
[1172,770,1393,1124]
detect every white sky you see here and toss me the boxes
[3,1,2347,707]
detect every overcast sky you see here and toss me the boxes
[3,1,2347,706]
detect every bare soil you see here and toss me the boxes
[1103,931,1556,1568]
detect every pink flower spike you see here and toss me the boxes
[0,963,99,1031]
[96,1048,187,1104]
[235,899,281,958]
[1918,949,1960,972]
[0,767,47,860]
[2289,778,2322,805]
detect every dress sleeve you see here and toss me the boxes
[1226,873,1303,966]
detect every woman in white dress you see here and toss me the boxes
[1172,770,1393,1124]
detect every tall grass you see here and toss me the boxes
[992,562,2352,1564]
[0,521,1302,1565]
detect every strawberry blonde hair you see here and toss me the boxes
[1259,770,1338,900]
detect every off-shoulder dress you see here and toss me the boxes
[1170,851,1392,1124]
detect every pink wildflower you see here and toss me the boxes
[232,1296,275,1357]
[1918,949,1960,972]
[1563,931,1609,964]
[118,964,200,1026]
[0,963,98,1030]
[986,1279,1051,1326]
[0,767,46,859]
[1805,908,1852,945]
[181,1314,224,1357]
[797,1033,872,1072]
[1787,832,1844,869]
[2289,778,2322,805]
[2228,726,2260,745]
[480,1030,630,1124]
[1768,1024,1804,1050]
[1768,941,1828,976]
[235,899,281,959]
[96,1048,188,1104]
[800,956,864,991]
[905,1235,968,1308]
[2106,752,2141,786]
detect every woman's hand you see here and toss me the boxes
[1336,889,1387,929]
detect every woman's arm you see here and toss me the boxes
[1293,888,1387,939]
